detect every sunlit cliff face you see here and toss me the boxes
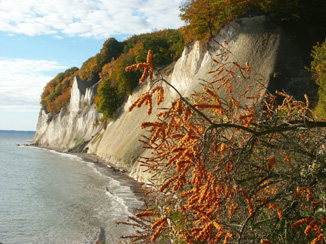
[33,16,313,182]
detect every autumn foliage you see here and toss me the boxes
[180,0,326,43]
[120,42,326,243]
[40,67,79,115]
[180,0,250,41]
[40,30,183,119]
[95,29,184,120]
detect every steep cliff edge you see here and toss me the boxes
[32,76,102,149]
[33,16,315,182]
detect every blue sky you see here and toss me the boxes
[0,0,184,131]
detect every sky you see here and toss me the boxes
[0,0,185,131]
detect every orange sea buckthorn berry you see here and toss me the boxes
[277,208,283,221]
[283,156,291,162]
[304,219,318,236]
[291,218,311,229]
[261,239,273,244]
[307,188,313,201]
[146,50,152,64]
[311,234,324,244]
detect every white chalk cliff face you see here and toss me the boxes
[33,16,314,182]
[32,76,102,149]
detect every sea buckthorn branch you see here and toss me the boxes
[126,50,154,83]
[154,74,215,125]
[127,49,326,141]
[258,133,316,160]
[205,112,326,140]
[254,120,326,137]
[121,43,326,243]
[236,191,291,244]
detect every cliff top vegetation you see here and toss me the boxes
[180,0,326,43]
[40,67,79,115]
[40,29,184,118]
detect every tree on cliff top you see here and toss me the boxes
[119,44,326,243]
[180,0,254,42]
[180,0,222,40]
[180,0,326,43]
[78,38,123,81]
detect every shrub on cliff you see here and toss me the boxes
[311,39,326,117]
[95,79,121,120]
[120,44,326,243]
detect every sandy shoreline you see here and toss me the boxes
[77,153,145,201]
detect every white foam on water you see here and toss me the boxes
[86,163,111,180]
[48,150,83,161]
[105,178,143,214]
[30,146,85,162]
[105,190,130,216]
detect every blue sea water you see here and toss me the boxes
[0,131,142,244]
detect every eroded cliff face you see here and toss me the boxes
[32,76,102,149]
[33,16,314,183]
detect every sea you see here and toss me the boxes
[0,130,143,244]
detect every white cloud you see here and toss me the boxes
[0,0,184,38]
[0,58,68,111]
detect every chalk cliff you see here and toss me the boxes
[32,16,315,182]
[32,76,102,149]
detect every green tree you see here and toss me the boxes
[112,51,140,96]
[78,38,123,82]
[95,29,184,121]
[96,37,123,67]
[123,29,184,66]
[95,47,141,120]
[95,78,121,119]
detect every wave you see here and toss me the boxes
[105,190,130,216]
